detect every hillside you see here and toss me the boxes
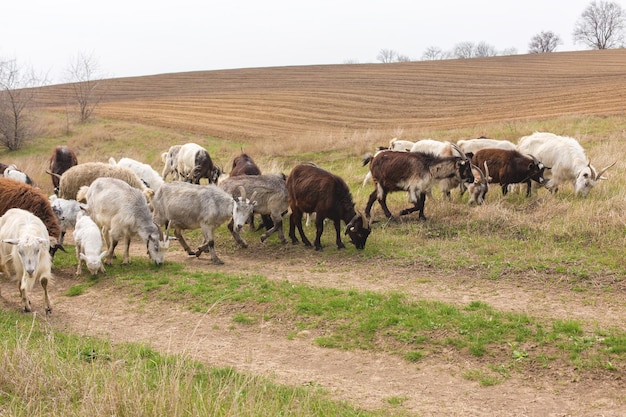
[36,50,626,145]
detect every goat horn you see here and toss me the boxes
[450,143,467,160]
[483,161,490,184]
[470,163,484,183]
[238,185,246,200]
[595,161,616,180]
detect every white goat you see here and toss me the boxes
[3,164,34,185]
[0,208,53,314]
[77,177,169,265]
[388,138,415,152]
[73,211,106,276]
[151,182,256,264]
[49,195,85,244]
[109,156,164,190]
[456,138,517,154]
[517,132,615,196]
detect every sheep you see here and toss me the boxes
[73,211,106,276]
[48,145,78,195]
[517,132,616,196]
[161,145,182,181]
[176,143,221,184]
[56,162,146,200]
[48,195,85,245]
[151,182,257,264]
[363,146,474,221]
[109,156,164,190]
[3,164,34,186]
[219,173,289,243]
[287,164,371,251]
[0,178,64,257]
[76,177,169,266]
[0,208,53,314]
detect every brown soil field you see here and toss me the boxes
[8,49,626,416]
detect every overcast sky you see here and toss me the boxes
[1,0,618,84]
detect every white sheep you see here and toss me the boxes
[0,208,53,314]
[73,211,106,275]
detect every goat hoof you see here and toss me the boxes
[212,258,224,265]
[194,250,203,257]
[45,308,52,316]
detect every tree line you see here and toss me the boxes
[375,0,625,63]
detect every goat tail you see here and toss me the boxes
[362,153,373,167]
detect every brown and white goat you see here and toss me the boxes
[364,147,474,221]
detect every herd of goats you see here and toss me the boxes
[0,131,616,315]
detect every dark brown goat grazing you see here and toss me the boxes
[471,149,547,197]
[364,149,474,221]
[47,146,78,195]
[0,178,65,257]
[230,153,262,177]
[286,164,371,251]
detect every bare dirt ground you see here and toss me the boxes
[2,238,625,417]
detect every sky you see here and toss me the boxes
[1,0,619,84]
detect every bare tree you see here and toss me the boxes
[529,31,563,53]
[453,42,476,59]
[421,46,444,61]
[396,54,411,62]
[65,52,106,123]
[0,59,44,150]
[573,1,626,49]
[376,49,398,63]
[474,42,497,57]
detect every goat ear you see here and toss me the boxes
[99,251,107,260]
[2,238,19,245]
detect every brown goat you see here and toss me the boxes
[48,146,78,195]
[230,153,262,177]
[0,178,65,257]
[471,149,546,197]
[286,164,370,251]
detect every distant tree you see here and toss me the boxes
[0,59,45,150]
[376,49,398,63]
[474,42,498,57]
[573,1,626,49]
[500,47,519,56]
[421,46,444,61]
[396,54,411,62]
[453,42,476,59]
[65,52,106,123]
[529,31,563,53]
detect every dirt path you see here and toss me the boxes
[2,242,625,416]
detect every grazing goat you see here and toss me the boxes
[161,145,182,181]
[151,182,256,264]
[220,174,289,243]
[230,153,262,176]
[363,147,473,221]
[49,195,85,244]
[3,164,34,186]
[0,178,64,257]
[109,156,164,190]
[517,132,615,196]
[56,162,146,200]
[0,208,53,314]
[471,149,547,197]
[48,145,78,195]
[456,138,517,154]
[287,164,371,251]
[409,139,467,199]
[73,211,106,276]
[176,143,221,184]
[77,178,169,266]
